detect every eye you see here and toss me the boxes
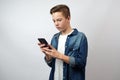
[52,20,55,23]
[57,19,62,22]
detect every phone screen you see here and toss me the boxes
[38,38,48,47]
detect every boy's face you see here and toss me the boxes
[51,12,70,32]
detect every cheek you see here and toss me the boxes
[60,21,66,25]
[62,21,67,27]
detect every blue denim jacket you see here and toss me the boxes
[45,28,88,80]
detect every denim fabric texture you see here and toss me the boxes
[45,28,88,80]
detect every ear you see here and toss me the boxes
[68,16,71,20]
[67,16,71,22]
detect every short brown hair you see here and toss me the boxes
[50,4,70,18]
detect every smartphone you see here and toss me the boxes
[38,38,48,47]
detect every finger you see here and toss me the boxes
[39,44,46,48]
[45,51,52,56]
[41,48,49,54]
[38,43,41,45]
[44,48,52,52]
[42,47,51,52]
[48,45,55,49]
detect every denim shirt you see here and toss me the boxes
[45,28,88,80]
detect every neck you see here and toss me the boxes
[61,26,72,35]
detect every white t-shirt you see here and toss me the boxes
[54,30,73,80]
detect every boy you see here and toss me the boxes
[38,4,88,80]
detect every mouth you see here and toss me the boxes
[56,27,62,31]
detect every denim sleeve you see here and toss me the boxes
[69,56,75,67]
[69,34,88,68]
[44,57,53,67]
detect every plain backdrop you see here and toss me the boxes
[0,0,120,80]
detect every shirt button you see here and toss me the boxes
[63,76,65,80]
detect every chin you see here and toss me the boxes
[57,28,62,31]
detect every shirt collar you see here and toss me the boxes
[54,28,78,38]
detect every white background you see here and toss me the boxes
[0,0,120,80]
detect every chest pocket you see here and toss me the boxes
[66,33,82,56]
[67,45,79,56]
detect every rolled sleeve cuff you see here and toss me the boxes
[44,57,52,64]
[69,56,75,67]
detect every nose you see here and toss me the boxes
[55,21,59,27]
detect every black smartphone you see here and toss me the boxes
[38,38,48,47]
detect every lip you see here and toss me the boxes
[56,27,61,29]
[56,27,62,30]
[56,26,60,28]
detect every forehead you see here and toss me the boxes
[52,12,65,19]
